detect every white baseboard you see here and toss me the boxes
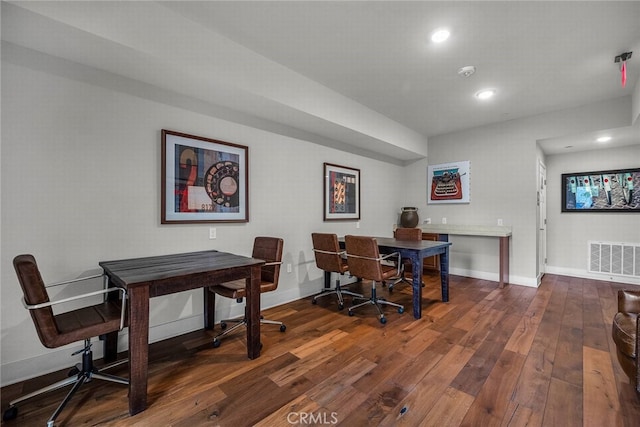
[448,267,538,288]
[545,265,640,286]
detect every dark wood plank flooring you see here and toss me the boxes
[2,274,639,426]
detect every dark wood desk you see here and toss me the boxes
[99,250,264,416]
[336,237,452,319]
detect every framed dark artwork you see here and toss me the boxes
[161,130,249,223]
[561,168,639,212]
[323,162,360,221]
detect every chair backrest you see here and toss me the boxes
[344,235,385,282]
[394,227,422,242]
[311,233,348,274]
[13,254,58,348]
[252,237,284,287]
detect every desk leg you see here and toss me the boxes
[103,274,119,363]
[245,264,261,359]
[499,236,509,288]
[128,286,150,416]
[437,234,450,302]
[411,254,423,319]
[204,288,215,329]
[439,247,450,303]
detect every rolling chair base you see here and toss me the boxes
[386,274,425,292]
[312,280,364,310]
[347,285,404,324]
[3,339,128,427]
[213,317,286,348]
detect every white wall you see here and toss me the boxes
[0,51,405,385]
[546,145,640,281]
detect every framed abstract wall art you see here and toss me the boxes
[427,161,471,204]
[323,162,360,221]
[561,168,639,212]
[161,130,249,223]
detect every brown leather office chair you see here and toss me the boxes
[344,235,405,324]
[311,233,363,310]
[385,227,423,291]
[3,254,128,427]
[612,289,640,393]
[207,237,285,348]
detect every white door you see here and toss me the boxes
[537,161,547,281]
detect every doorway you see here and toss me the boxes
[537,160,547,283]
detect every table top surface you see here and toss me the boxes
[420,224,512,237]
[373,236,451,250]
[340,236,451,251]
[99,250,264,286]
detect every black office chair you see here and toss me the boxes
[344,235,405,324]
[311,232,363,310]
[3,255,128,427]
[206,237,286,348]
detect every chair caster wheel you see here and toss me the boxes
[220,322,227,330]
[68,366,80,377]
[380,317,387,324]
[338,303,344,310]
[3,406,17,421]
[348,311,354,317]
[398,307,405,314]
[312,299,317,305]
[280,324,286,332]
[213,338,221,348]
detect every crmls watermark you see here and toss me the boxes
[286,411,339,425]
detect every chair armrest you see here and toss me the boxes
[618,290,640,313]
[23,286,127,331]
[313,249,346,256]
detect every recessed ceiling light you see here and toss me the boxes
[475,89,496,100]
[431,28,450,43]
[596,136,612,143]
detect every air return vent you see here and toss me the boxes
[588,241,640,277]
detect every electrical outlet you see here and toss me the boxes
[356,222,360,229]
[286,263,292,273]
[425,218,431,224]
[442,217,447,224]
[497,218,503,226]
[209,227,216,239]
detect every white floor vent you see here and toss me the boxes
[589,241,640,277]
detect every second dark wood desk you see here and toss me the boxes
[100,250,264,416]
[336,237,452,319]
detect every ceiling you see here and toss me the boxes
[3,1,640,161]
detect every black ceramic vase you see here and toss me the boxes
[400,207,419,228]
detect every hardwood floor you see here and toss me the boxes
[2,274,639,426]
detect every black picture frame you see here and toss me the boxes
[161,129,249,223]
[323,162,360,221]
[561,167,639,212]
